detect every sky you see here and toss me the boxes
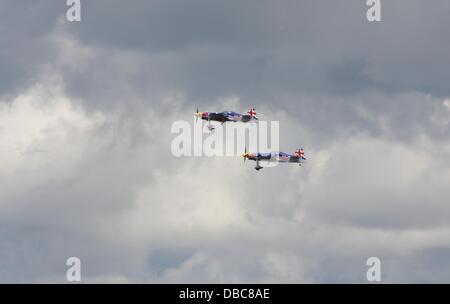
[0,0,449,283]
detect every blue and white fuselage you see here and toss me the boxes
[194,108,258,131]
[243,149,307,171]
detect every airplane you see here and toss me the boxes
[241,147,307,171]
[194,107,258,131]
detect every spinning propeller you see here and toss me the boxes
[242,147,249,163]
[195,107,199,122]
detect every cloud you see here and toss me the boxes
[0,0,450,283]
[1,75,450,282]
[0,78,104,204]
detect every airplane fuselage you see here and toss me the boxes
[200,111,256,123]
[247,152,305,164]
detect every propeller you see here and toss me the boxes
[242,146,248,163]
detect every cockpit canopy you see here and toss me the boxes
[221,111,241,116]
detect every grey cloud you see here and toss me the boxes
[1,0,450,283]
[0,0,63,97]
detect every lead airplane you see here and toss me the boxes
[242,147,307,171]
[194,107,258,131]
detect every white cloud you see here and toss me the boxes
[0,79,105,208]
[1,1,450,283]
[1,75,450,283]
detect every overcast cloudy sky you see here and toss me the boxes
[0,0,449,283]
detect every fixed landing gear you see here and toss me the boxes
[207,119,215,132]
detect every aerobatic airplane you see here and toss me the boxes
[242,147,307,171]
[194,107,258,131]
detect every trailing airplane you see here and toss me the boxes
[242,147,307,171]
[194,107,258,131]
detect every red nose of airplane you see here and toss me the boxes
[193,112,208,117]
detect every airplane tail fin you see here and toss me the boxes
[247,107,258,119]
[295,148,306,160]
